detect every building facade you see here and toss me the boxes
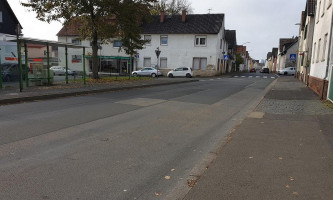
[139,12,227,76]
[309,0,333,99]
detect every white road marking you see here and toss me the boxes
[271,77,275,79]
[249,76,253,78]
[263,76,267,79]
[234,76,239,78]
[241,76,246,78]
[256,76,260,78]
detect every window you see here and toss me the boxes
[304,25,308,39]
[0,11,2,23]
[193,57,207,70]
[72,39,81,45]
[312,42,316,63]
[160,58,167,68]
[322,34,328,61]
[113,40,122,47]
[317,39,321,63]
[220,39,223,49]
[72,55,82,63]
[317,1,321,22]
[195,36,207,46]
[143,57,151,67]
[322,0,326,16]
[160,35,168,45]
[144,35,151,45]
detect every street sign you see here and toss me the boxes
[290,54,297,61]
[224,55,229,61]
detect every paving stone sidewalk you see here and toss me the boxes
[0,78,198,105]
[183,76,333,200]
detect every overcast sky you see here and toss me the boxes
[8,0,305,60]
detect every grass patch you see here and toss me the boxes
[323,100,333,110]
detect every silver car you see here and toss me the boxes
[132,67,162,77]
[50,66,75,76]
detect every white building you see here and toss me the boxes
[139,11,227,76]
[296,0,316,84]
[309,0,333,100]
[57,12,228,77]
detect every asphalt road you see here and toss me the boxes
[0,75,275,200]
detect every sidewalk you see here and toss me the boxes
[0,77,198,105]
[184,76,333,200]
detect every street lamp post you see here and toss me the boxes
[155,47,161,79]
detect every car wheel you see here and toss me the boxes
[133,73,138,77]
[151,73,156,78]
[186,73,192,78]
[284,72,288,75]
[168,73,174,78]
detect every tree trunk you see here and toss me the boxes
[91,30,99,79]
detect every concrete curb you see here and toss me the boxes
[0,79,199,105]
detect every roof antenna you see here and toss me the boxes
[208,8,212,14]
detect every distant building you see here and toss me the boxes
[0,0,23,64]
[225,30,237,72]
[276,37,299,71]
[296,0,316,85]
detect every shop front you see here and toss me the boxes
[86,56,132,76]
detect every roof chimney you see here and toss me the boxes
[182,10,187,22]
[160,11,165,23]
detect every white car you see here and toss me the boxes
[132,67,162,77]
[167,67,193,78]
[50,66,75,76]
[278,67,296,75]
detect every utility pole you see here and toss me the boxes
[16,24,23,92]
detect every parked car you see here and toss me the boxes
[50,66,75,76]
[1,63,29,82]
[278,67,296,75]
[260,68,269,74]
[167,67,193,78]
[132,67,162,77]
[250,68,256,73]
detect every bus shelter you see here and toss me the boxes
[0,36,88,92]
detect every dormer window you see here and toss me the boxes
[195,36,207,46]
